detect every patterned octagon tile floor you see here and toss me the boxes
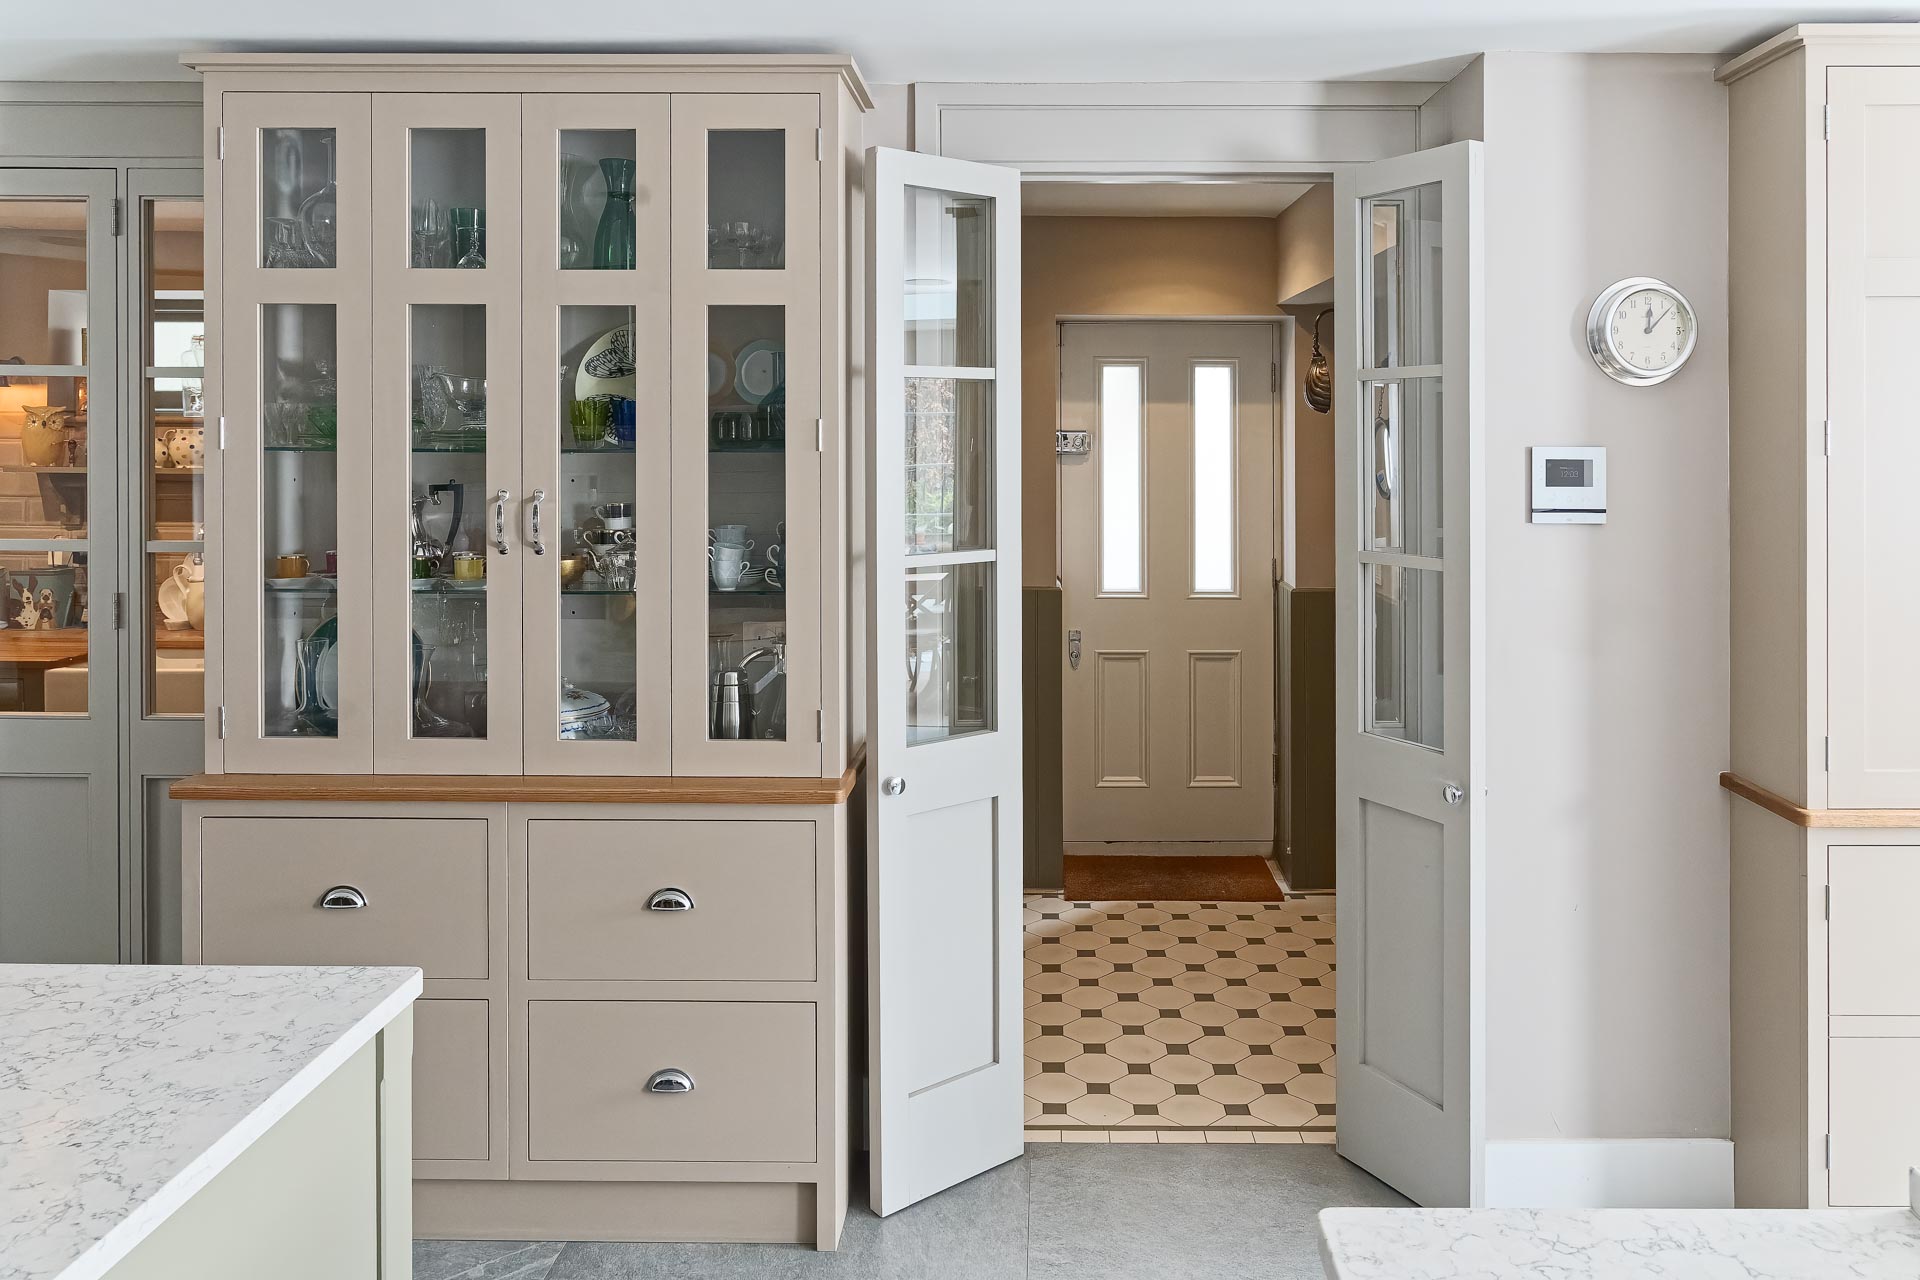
[1023,894,1336,1144]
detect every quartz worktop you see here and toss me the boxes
[0,963,421,1280]
[1319,1199,1920,1279]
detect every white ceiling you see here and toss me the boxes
[6,0,1919,84]
[1023,181,1316,218]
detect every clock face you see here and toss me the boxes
[1588,278,1697,386]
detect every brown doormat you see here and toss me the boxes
[1062,854,1284,904]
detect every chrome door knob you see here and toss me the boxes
[1442,783,1465,806]
[882,776,906,796]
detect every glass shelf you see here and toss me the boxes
[710,439,785,454]
[562,586,638,598]
[560,439,636,455]
[263,585,338,598]
[710,584,785,598]
[264,444,339,454]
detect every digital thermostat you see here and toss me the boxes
[1530,446,1606,524]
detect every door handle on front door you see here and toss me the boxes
[1068,629,1082,670]
[1442,783,1465,806]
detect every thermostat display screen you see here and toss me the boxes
[1544,458,1591,487]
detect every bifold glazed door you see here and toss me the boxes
[865,145,1023,1216]
[1333,140,1485,1207]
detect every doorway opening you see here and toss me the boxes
[1020,179,1341,1146]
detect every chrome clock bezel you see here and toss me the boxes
[1586,276,1697,387]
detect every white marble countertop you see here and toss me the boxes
[0,964,421,1280]
[1320,1203,1920,1279]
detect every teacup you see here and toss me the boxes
[452,552,486,582]
[271,553,309,580]
[710,554,748,592]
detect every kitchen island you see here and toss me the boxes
[0,964,419,1280]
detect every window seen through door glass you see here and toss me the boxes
[1365,377,1443,559]
[1099,362,1143,594]
[906,561,995,745]
[1366,562,1443,750]
[1365,182,1442,369]
[1191,363,1235,594]
[903,186,992,367]
[144,197,206,718]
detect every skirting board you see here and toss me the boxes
[1484,1140,1734,1209]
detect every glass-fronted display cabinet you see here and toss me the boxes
[214,83,836,778]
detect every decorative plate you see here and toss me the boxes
[708,343,733,404]
[574,323,636,403]
[733,339,783,405]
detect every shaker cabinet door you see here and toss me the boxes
[220,93,375,772]
[370,93,526,773]
[670,94,824,778]
[519,94,674,776]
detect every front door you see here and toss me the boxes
[1333,141,1485,1206]
[865,146,1024,1215]
[1059,320,1278,846]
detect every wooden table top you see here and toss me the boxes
[0,630,89,666]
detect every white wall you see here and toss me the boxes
[1478,52,1730,1148]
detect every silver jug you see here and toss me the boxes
[710,668,750,740]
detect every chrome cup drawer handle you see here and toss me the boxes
[646,1068,695,1095]
[319,885,369,910]
[646,888,695,912]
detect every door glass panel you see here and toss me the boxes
[708,304,786,741]
[1099,362,1144,594]
[1,377,89,538]
[1191,362,1235,594]
[906,377,992,556]
[260,303,339,738]
[708,131,785,270]
[1365,182,1441,369]
[559,130,636,271]
[1365,378,1443,558]
[903,187,992,367]
[408,305,489,740]
[410,129,486,269]
[555,303,638,741]
[906,560,995,745]
[261,128,338,269]
[1366,562,1443,751]
[144,197,206,717]
[0,198,88,363]
[0,551,88,713]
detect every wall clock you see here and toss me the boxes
[1586,276,1697,386]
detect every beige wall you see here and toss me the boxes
[1275,185,1335,305]
[1020,215,1281,586]
[1479,52,1730,1144]
[1281,304,1335,589]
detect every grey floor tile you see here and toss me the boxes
[542,1156,1029,1280]
[1026,1143,1408,1280]
[413,1239,567,1280]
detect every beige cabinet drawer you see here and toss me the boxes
[414,998,492,1164]
[527,1000,814,1164]
[1829,846,1920,1015]
[1830,1037,1920,1205]
[526,819,815,982]
[199,817,491,979]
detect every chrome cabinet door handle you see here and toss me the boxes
[319,885,369,910]
[646,887,695,912]
[493,488,510,555]
[645,1068,695,1095]
[1442,783,1465,806]
[882,776,906,796]
[528,488,546,556]
[1067,629,1082,671]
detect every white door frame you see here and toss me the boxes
[915,112,1487,1191]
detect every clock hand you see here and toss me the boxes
[1645,304,1674,334]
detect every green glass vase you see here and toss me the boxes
[593,158,637,270]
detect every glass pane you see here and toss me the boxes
[1366,563,1443,751]
[708,130,785,271]
[1366,378,1443,558]
[145,196,206,720]
[1365,182,1441,369]
[0,551,88,714]
[559,131,636,271]
[1099,362,1143,594]
[261,303,339,738]
[148,550,204,716]
[1192,363,1235,594]
[2,376,89,537]
[0,197,88,363]
[708,304,786,741]
[408,305,489,739]
[905,377,992,556]
[906,560,995,745]
[903,186,992,367]
[555,304,639,742]
[410,129,486,270]
[261,128,338,269]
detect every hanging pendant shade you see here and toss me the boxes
[1304,308,1334,415]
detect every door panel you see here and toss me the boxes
[1333,141,1484,1207]
[1060,321,1277,844]
[866,145,1023,1216]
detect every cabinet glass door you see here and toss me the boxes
[671,95,821,777]
[371,95,523,773]
[521,96,672,774]
[221,93,373,771]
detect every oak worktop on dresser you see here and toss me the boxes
[0,964,421,1280]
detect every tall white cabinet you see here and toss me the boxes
[1722,24,1920,1209]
